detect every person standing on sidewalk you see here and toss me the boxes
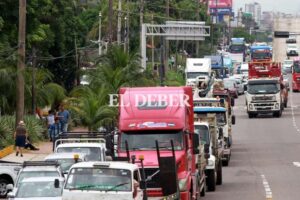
[14,121,28,157]
[58,105,70,132]
[47,110,55,141]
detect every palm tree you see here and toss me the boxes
[67,86,116,131]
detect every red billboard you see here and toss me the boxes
[208,0,232,8]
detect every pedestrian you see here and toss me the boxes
[25,136,39,151]
[52,117,62,139]
[47,110,55,141]
[57,104,70,132]
[14,120,28,157]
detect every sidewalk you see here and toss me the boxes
[0,127,89,163]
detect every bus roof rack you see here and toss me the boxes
[22,161,59,168]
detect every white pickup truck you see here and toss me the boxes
[63,161,143,200]
[0,161,22,198]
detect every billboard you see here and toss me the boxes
[208,0,232,8]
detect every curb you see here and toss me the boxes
[0,145,14,159]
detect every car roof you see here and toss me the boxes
[44,152,87,160]
[194,107,226,113]
[70,161,139,171]
[56,143,106,148]
[20,177,64,183]
[22,167,59,172]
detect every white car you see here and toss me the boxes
[44,153,87,175]
[63,162,143,200]
[229,77,244,95]
[0,161,21,198]
[286,44,299,56]
[282,59,293,73]
[7,177,64,200]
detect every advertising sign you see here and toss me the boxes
[208,0,232,8]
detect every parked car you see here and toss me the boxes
[223,78,239,98]
[7,177,64,200]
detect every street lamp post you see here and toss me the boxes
[99,11,102,56]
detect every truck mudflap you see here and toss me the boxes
[222,148,231,158]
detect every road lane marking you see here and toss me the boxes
[290,92,300,133]
[261,174,272,200]
[293,162,300,167]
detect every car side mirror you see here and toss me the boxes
[218,128,223,139]
[6,184,14,192]
[192,134,200,155]
[54,179,60,188]
[232,115,236,125]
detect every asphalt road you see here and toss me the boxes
[203,80,300,200]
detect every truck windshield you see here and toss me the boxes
[248,83,280,94]
[65,168,131,191]
[229,45,245,53]
[17,171,59,187]
[16,180,63,198]
[293,61,300,73]
[120,130,184,150]
[57,147,101,161]
[216,113,226,126]
[252,52,271,60]
[186,72,208,79]
[194,125,209,145]
[46,159,80,174]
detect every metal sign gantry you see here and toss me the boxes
[141,22,211,69]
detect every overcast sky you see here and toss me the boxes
[233,0,300,14]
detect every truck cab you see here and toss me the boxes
[246,62,286,118]
[63,162,143,200]
[292,57,300,92]
[117,87,200,200]
[250,45,272,62]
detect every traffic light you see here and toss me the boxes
[274,31,289,38]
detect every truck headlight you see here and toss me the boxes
[275,103,279,109]
[249,104,253,110]
[178,177,188,191]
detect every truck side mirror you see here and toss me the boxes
[232,115,236,125]
[192,134,200,155]
[54,179,60,188]
[231,98,235,107]
[218,128,223,139]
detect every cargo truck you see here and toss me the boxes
[117,87,204,199]
[292,57,300,92]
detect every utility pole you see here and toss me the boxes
[109,0,113,44]
[99,11,102,55]
[140,0,144,59]
[117,0,122,45]
[16,0,26,125]
[151,14,155,68]
[31,47,37,115]
[196,0,200,56]
[125,0,130,52]
[165,0,170,70]
[74,35,79,86]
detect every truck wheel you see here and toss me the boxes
[206,170,216,191]
[284,101,288,108]
[0,179,9,198]
[293,89,297,93]
[222,156,229,167]
[273,111,282,118]
[216,161,223,185]
[248,113,256,118]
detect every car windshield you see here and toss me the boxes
[186,72,208,79]
[57,147,101,161]
[252,52,271,60]
[65,168,132,191]
[16,180,63,198]
[47,159,80,174]
[194,125,210,145]
[229,45,245,53]
[248,83,280,94]
[216,113,226,126]
[224,80,236,89]
[120,130,184,150]
[17,171,59,187]
[293,61,300,73]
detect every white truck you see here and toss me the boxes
[54,132,109,161]
[185,58,212,89]
[0,161,22,198]
[63,161,143,200]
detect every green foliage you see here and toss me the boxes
[0,115,45,149]
[165,70,185,86]
[232,27,256,43]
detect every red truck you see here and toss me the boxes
[246,62,288,118]
[292,57,300,92]
[117,87,203,199]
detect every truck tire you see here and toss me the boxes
[284,101,288,108]
[0,179,9,198]
[273,111,282,118]
[206,170,216,191]
[222,155,229,166]
[216,161,223,185]
[248,113,256,118]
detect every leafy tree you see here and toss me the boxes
[232,27,256,43]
